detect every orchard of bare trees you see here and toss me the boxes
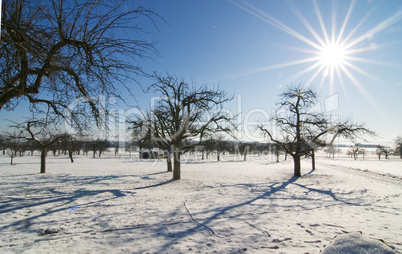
[1,0,399,180]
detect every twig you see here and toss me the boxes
[244,221,271,237]
[183,202,223,238]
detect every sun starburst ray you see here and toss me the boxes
[313,0,330,45]
[342,61,380,83]
[231,0,322,49]
[346,12,402,49]
[336,0,356,45]
[340,64,384,115]
[331,1,337,45]
[285,1,326,47]
[340,8,375,48]
[226,0,401,115]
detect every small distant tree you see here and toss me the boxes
[394,136,402,159]
[214,135,230,161]
[129,114,172,170]
[324,145,339,159]
[349,146,361,160]
[376,145,383,160]
[5,138,20,165]
[8,120,65,173]
[360,148,366,159]
[90,139,110,158]
[202,139,216,161]
[236,142,248,161]
[376,145,392,160]
[61,134,83,163]
[272,143,285,163]
[129,118,154,151]
[382,147,392,160]
[27,140,39,155]
[0,136,6,155]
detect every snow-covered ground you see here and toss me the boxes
[1,153,401,253]
[319,155,402,178]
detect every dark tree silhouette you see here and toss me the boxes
[394,136,402,159]
[60,134,83,162]
[5,138,20,165]
[1,0,160,128]
[8,120,65,173]
[146,73,233,180]
[260,84,375,177]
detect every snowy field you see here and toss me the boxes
[1,152,401,253]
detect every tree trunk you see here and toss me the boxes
[69,151,74,163]
[40,147,47,173]
[311,150,315,171]
[243,146,249,161]
[293,155,301,177]
[173,146,181,180]
[217,152,220,161]
[166,150,172,172]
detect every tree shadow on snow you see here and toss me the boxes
[0,187,130,231]
[157,176,300,252]
[156,173,375,253]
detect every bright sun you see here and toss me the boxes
[320,44,347,68]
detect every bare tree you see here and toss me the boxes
[260,85,375,177]
[8,120,65,173]
[0,135,7,155]
[376,145,392,160]
[129,113,172,171]
[395,136,402,159]
[5,138,20,165]
[324,145,339,159]
[349,146,361,160]
[89,139,110,158]
[236,142,251,161]
[146,73,233,180]
[212,135,230,162]
[60,134,83,163]
[1,0,160,128]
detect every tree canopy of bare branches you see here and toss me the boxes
[132,73,234,180]
[260,84,375,177]
[1,0,159,128]
[7,119,66,173]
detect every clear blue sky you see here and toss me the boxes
[134,0,402,143]
[1,0,401,144]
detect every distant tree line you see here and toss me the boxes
[1,133,112,169]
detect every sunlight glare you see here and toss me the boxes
[320,44,347,68]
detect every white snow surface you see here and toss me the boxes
[0,153,401,253]
[320,232,395,254]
